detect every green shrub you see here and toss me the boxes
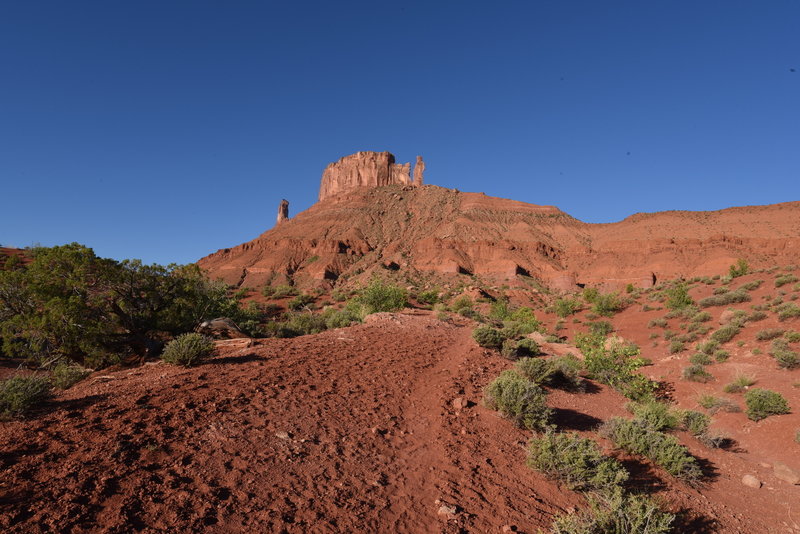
[775,274,799,288]
[713,349,730,362]
[648,318,668,328]
[489,298,512,320]
[416,289,440,305]
[626,400,678,432]
[697,340,719,355]
[601,417,702,481]
[353,280,408,315]
[699,289,751,308]
[665,283,694,310]
[554,298,581,318]
[0,375,52,418]
[729,259,749,278]
[587,320,614,337]
[472,325,506,349]
[697,395,740,414]
[713,286,730,295]
[777,303,800,321]
[576,334,655,401]
[549,354,585,391]
[756,328,785,341]
[690,311,712,323]
[51,362,90,390]
[668,340,685,354]
[527,431,628,491]
[591,292,624,317]
[321,307,361,329]
[710,323,742,344]
[582,287,600,303]
[261,285,276,297]
[723,374,755,394]
[677,410,710,436]
[551,491,674,534]
[283,312,328,336]
[739,279,763,291]
[689,353,712,365]
[287,294,315,311]
[484,370,552,430]
[161,333,214,366]
[745,389,790,421]
[516,357,555,384]
[682,364,712,383]
[747,311,768,322]
[272,284,298,298]
[785,331,800,343]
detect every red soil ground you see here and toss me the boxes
[3,307,799,533]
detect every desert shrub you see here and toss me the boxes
[689,353,712,365]
[698,395,740,414]
[712,286,730,295]
[161,333,214,366]
[472,325,506,349]
[729,259,749,279]
[723,374,755,394]
[514,338,540,357]
[416,289,440,305]
[756,328,785,341]
[663,329,677,340]
[690,311,712,323]
[484,370,552,430]
[591,292,624,317]
[551,491,674,534]
[500,338,524,360]
[747,311,768,322]
[287,294,314,311]
[713,350,729,362]
[668,340,685,354]
[576,333,655,401]
[626,400,678,432]
[582,287,600,303]
[775,274,799,288]
[261,285,275,297]
[601,417,702,481]
[527,431,628,491]
[553,298,581,318]
[744,389,790,421]
[549,354,585,390]
[710,323,742,344]
[665,283,694,310]
[785,331,800,343]
[51,362,90,390]
[320,307,361,329]
[677,410,710,436]
[769,340,800,369]
[0,375,52,418]
[648,318,668,328]
[353,280,408,315]
[587,320,614,337]
[0,244,247,368]
[516,357,555,384]
[682,364,712,383]
[739,279,763,291]
[272,284,298,298]
[699,289,751,308]
[489,298,512,320]
[283,312,328,336]
[697,340,719,355]
[777,303,800,321]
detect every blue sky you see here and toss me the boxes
[1,1,798,265]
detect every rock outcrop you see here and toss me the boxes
[318,151,421,201]
[276,199,289,225]
[413,156,425,186]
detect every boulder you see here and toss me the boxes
[318,151,416,201]
[276,199,289,225]
[773,462,800,485]
[197,317,248,339]
[741,474,762,488]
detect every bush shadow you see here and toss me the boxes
[552,408,603,432]
[210,353,264,365]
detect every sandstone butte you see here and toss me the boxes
[198,151,800,291]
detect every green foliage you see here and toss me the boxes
[756,328,785,341]
[744,388,790,421]
[729,259,749,279]
[484,370,552,431]
[416,289,440,305]
[713,349,729,362]
[775,274,799,288]
[668,340,685,354]
[677,410,710,436]
[527,431,629,491]
[601,417,702,481]
[472,325,506,349]
[591,292,624,317]
[710,323,742,344]
[271,285,298,298]
[516,357,555,384]
[665,283,694,310]
[489,298,512,320]
[697,340,719,355]
[698,289,751,308]
[769,339,799,369]
[777,302,800,321]
[690,311,712,323]
[582,287,600,303]
[689,353,712,365]
[626,399,679,432]
[287,294,315,311]
[739,279,763,291]
[697,395,740,414]
[0,375,52,418]
[588,321,614,337]
[648,318,668,328]
[785,331,800,343]
[51,362,90,390]
[0,244,245,368]
[551,491,675,534]
[320,307,361,329]
[352,280,408,315]
[576,334,655,401]
[160,333,214,367]
[682,364,712,383]
[554,298,581,318]
[723,374,755,394]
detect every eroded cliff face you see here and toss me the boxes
[318,151,423,201]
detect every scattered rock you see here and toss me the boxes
[502,525,518,533]
[437,504,458,520]
[197,317,248,339]
[773,462,800,485]
[741,474,762,488]
[452,397,466,410]
[719,309,737,325]
[275,431,292,441]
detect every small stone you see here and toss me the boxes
[437,504,458,520]
[502,525,517,533]
[773,462,800,485]
[452,397,466,410]
[275,431,291,440]
[741,474,762,488]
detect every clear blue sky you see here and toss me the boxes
[1,1,798,265]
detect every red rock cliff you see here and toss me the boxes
[318,151,418,201]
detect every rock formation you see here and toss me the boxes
[318,151,419,201]
[413,156,425,186]
[276,199,289,225]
